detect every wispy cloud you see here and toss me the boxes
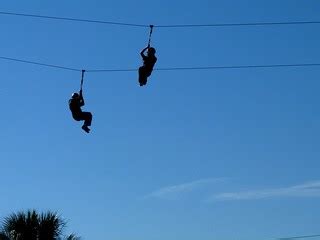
[209,180,320,201]
[146,178,225,200]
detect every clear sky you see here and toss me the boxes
[0,1,320,240]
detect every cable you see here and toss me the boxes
[0,56,81,72]
[86,68,137,73]
[1,55,320,73]
[0,11,148,27]
[87,63,320,73]
[155,21,320,28]
[0,11,320,28]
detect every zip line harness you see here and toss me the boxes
[147,25,154,47]
[80,69,85,92]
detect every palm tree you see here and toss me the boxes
[0,233,9,240]
[0,210,80,240]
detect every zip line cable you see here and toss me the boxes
[0,11,148,27]
[86,64,320,72]
[155,21,320,28]
[0,11,320,28]
[1,55,320,74]
[0,56,81,72]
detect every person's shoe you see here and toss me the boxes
[82,125,90,133]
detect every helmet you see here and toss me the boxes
[148,47,156,54]
[71,92,79,98]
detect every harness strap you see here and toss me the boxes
[80,69,85,91]
[147,25,154,47]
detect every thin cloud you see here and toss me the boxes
[210,180,320,201]
[146,178,225,200]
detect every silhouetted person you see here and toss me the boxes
[139,44,157,86]
[69,90,92,133]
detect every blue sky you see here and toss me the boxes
[0,1,320,239]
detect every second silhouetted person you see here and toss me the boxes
[69,90,92,133]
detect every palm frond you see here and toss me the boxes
[38,211,65,240]
[65,233,81,240]
[1,210,79,240]
[3,210,39,240]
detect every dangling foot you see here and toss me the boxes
[82,125,90,133]
[142,80,147,86]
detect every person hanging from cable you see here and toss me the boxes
[138,25,157,86]
[69,70,93,133]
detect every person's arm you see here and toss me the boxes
[140,45,149,58]
[79,90,85,106]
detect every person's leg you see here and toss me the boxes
[139,66,147,86]
[142,71,152,86]
[82,112,92,126]
[78,112,92,133]
[72,114,82,122]
[142,77,147,86]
